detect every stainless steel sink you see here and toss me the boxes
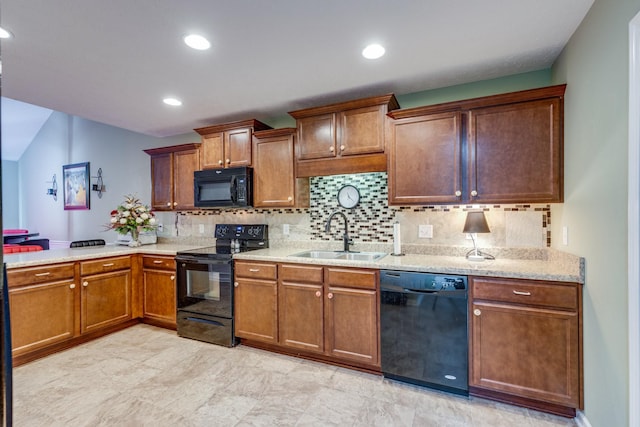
[338,252,387,261]
[290,250,345,259]
[289,250,387,262]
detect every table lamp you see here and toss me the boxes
[463,211,495,261]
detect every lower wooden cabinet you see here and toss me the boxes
[141,255,177,328]
[278,264,324,353]
[325,273,378,366]
[234,262,278,343]
[235,261,380,369]
[80,257,132,334]
[469,276,582,415]
[9,278,76,357]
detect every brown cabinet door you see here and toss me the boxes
[143,269,177,326]
[234,278,278,343]
[201,133,225,169]
[9,280,76,357]
[388,111,463,204]
[297,114,336,160]
[173,148,199,210]
[278,281,324,353]
[467,98,562,203]
[470,301,580,407]
[81,270,132,334]
[149,153,173,210]
[339,105,385,156]
[226,127,252,167]
[253,133,296,207]
[325,285,379,366]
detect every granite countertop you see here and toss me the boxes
[3,243,205,269]
[3,240,585,284]
[233,244,585,284]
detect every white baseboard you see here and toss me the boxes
[575,410,593,427]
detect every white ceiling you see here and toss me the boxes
[0,0,593,158]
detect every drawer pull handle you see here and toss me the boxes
[153,260,163,264]
[513,290,531,296]
[249,269,260,272]
[34,272,51,277]
[102,263,114,267]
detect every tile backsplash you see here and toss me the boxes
[158,172,551,248]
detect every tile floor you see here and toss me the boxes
[13,324,577,426]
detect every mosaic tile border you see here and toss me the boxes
[174,172,552,247]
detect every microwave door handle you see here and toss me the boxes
[230,176,238,203]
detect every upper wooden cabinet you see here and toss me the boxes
[144,143,200,211]
[289,94,399,177]
[253,128,309,208]
[388,111,463,205]
[387,85,565,205]
[194,119,271,169]
[467,96,562,203]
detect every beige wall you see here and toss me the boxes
[552,0,640,425]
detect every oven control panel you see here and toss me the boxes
[215,224,268,240]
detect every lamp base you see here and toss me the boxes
[465,249,495,262]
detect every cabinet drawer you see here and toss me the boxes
[235,262,277,280]
[471,277,578,311]
[81,256,131,275]
[326,268,377,290]
[142,256,175,270]
[279,264,323,284]
[7,263,75,287]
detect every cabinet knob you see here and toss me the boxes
[340,145,345,151]
[287,196,292,201]
[327,292,334,299]
[83,281,89,287]
[226,158,230,164]
[173,202,177,206]
[218,160,223,165]
[170,275,175,281]
[473,308,481,316]
[234,282,239,288]
[69,284,76,289]
[471,190,478,197]
[329,146,335,152]
[167,202,172,207]
[455,190,462,197]
[315,291,321,298]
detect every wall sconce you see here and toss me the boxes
[46,174,58,201]
[462,210,495,261]
[91,167,106,198]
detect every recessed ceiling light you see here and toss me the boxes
[0,27,13,39]
[163,97,182,106]
[183,34,211,50]
[362,44,385,60]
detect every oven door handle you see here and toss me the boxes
[176,255,232,265]
[185,317,225,327]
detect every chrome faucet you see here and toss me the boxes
[325,210,353,252]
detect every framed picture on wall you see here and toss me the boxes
[63,162,90,210]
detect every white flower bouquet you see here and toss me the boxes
[106,195,157,242]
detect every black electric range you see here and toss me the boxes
[175,224,268,346]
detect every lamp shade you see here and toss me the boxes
[463,211,490,234]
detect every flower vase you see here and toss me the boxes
[128,229,141,247]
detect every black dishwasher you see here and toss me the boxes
[380,270,468,395]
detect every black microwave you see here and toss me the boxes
[193,167,253,208]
